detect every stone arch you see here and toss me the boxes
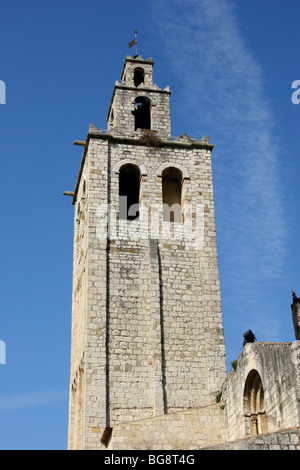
[157,163,189,224]
[156,162,190,181]
[244,369,268,436]
[112,159,147,177]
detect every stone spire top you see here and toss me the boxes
[106,55,171,138]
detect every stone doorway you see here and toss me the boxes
[244,369,268,436]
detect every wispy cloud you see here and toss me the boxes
[0,390,68,412]
[151,0,289,339]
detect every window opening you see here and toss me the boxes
[119,164,141,220]
[133,97,151,130]
[162,167,183,223]
[134,68,145,87]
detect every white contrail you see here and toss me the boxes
[150,0,289,340]
[151,0,288,282]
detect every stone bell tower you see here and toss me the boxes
[66,55,227,450]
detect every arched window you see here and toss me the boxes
[133,97,151,130]
[119,164,141,220]
[244,370,268,436]
[162,167,183,223]
[134,67,145,87]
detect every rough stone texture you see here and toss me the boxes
[67,55,300,451]
[67,55,227,450]
[107,404,227,450]
[107,56,171,138]
[221,342,300,442]
[206,426,300,450]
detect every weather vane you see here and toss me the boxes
[128,30,138,56]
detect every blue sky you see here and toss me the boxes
[0,0,299,449]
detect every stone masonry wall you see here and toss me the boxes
[70,133,227,449]
[206,426,300,450]
[68,55,227,450]
[107,87,171,138]
[68,55,300,452]
[107,404,226,450]
[68,157,89,450]
[221,342,300,442]
[107,56,171,138]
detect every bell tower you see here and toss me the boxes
[66,55,227,450]
[107,55,171,138]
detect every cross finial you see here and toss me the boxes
[128,30,138,56]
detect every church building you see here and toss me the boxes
[64,55,300,450]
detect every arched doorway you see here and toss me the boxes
[244,369,268,436]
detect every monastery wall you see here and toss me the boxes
[207,426,300,450]
[221,342,300,442]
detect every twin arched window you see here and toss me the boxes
[119,164,183,222]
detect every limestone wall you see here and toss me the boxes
[67,132,228,449]
[206,426,300,450]
[68,54,227,450]
[68,157,89,450]
[221,342,300,442]
[107,404,226,450]
[107,56,171,138]
[67,55,300,452]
